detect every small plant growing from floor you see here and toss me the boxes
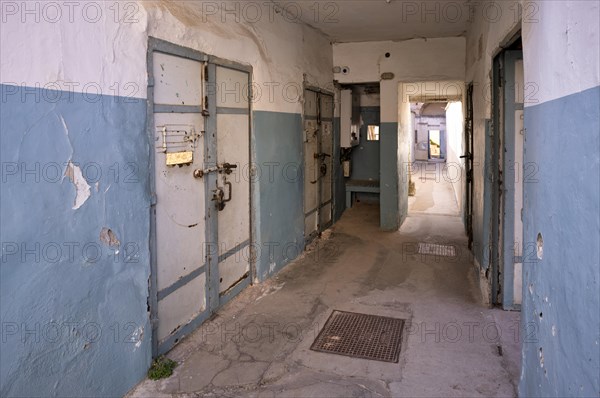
[148,356,178,380]
[409,179,416,197]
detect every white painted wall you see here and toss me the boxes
[446,101,465,211]
[0,1,148,98]
[0,1,334,113]
[143,1,333,113]
[360,92,381,107]
[522,0,600,105]
[333,38,466,122]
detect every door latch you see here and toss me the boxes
[194,162,238,179]
[221,163,238,175]
[212,181,232,211]
[314,152,331,160]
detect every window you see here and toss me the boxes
[367,125,380,141]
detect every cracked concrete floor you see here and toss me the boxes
[129,205,519,398]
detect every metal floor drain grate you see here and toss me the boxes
[418,243,456,257]
[310,311,405,363]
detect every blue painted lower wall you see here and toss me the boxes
[252,111,305,280]
[0,90,345,396]
[520,86,600,397]
[0,84,152,397]
[380,122,400,230]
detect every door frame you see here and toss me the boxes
[491,50,503,306]
[303,83,335,245]
[147,37,255,356]
[464,83,474,249]
[500,49,524,310]
[490,33,523,309]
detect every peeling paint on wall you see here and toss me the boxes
[64,161,91,210]
[99,228,120,248]
[0,84,152,397]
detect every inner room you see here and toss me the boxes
[340,83,382,212]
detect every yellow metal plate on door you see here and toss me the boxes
[166,151,193,166]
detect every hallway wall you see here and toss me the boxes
[466,1,600,396]
[0,2,333,396]
[466,0,524,279]
[520,2,599,396]
[1,8,152,397]
[445,101,465,212]
[333,38,466,230]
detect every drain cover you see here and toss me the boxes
[310,311,405,363]
[418,243,456,257]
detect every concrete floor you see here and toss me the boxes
[130,170,520,398]
[408,161,460,217]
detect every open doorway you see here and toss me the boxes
[407,98,464,217]
[341,83,382,213]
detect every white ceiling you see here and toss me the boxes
[274,0,472,43]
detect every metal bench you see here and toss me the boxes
[345,179,381,208]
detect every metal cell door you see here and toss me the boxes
[148,40,253,355]
[303,88,334,244]
[149,47,209,355]
[209,64,252,307]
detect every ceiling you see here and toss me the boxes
[274,0,472,43]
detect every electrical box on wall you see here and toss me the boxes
[340,89,359,148]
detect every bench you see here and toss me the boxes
[346,179,381,208]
